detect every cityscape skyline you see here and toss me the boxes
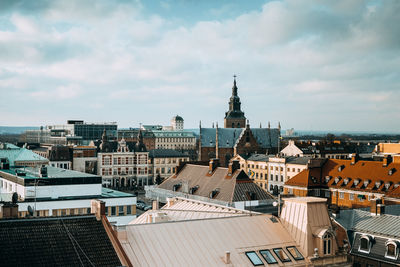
[1,0,399,132]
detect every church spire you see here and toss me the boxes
[232,75,238,96]
[224,74,246,128]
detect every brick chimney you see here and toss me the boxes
[370,198,383,216]
[351,153,359,165]
[91,199,106,221]
[228,160,240,176]
[383,155,392,167]
[1,203,18,218]
[377,204,385,216]
[209,158,219,174]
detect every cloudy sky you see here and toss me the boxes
[0,0,399,132]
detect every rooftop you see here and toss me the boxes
[148,149,188,158]
[0,143,48,166]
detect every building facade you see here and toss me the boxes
[148,149,190,183]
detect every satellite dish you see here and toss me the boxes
[27,205,34,216]
[12,192,18,204]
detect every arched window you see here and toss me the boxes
[386,241,398,259]
[359,235,373,253]
[323,233,332,255]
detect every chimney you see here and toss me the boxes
[224,251,231,264]
[166,198,175,207]
[1,203,18,218]
[152,200,159,210]
[91,199,106,221]
[377,204,385,216]
[370,198,382,216]
[209,158,219,174]
[228,160,240,176]
[351,153,359,165]
[383,155,392,167]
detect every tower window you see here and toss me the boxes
[323,233,332,255]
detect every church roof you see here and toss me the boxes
[200,128,279,148]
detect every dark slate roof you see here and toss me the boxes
[350,232,400,265]
[286,157,310,165]
[149,149,188,158]
[200,128,279,148]
[246,154,270,162]
[0,215,122,267]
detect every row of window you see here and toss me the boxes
[359,235,398,259]
[245,246,304,266]
[101,167,148,176]
[154,158,188,164]
[102,155,148,166]
[156,137,195,143]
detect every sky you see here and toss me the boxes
[0,0,399,132]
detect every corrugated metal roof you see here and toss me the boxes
[0,146,48,166]
[131,197,253,225]
[336,209,400,238]
[121,214,306,266]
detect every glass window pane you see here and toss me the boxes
[245,251,263,266]
[260,250,277,264]
[286,246,304,260]
[273,248,291,262]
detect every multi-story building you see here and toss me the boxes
[0,143,49,167]
[97,131,149,188]
[72,145,98,174]
[284,154,400,209]
[0,163,136,225]
[148,149,190,183]
[23,120,117,145]
[232,154,309,195]
[153,130,196,150]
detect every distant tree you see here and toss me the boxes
[325,133,335,142]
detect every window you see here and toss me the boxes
[127,205,132,215]
[245,251,263,266]
[286,246,304,260]
[349,193,354,200]
[111,206,116,216]
[270,174,273,181]
[119,206,124,216]
[273,248,291,262]
[386,241,397,259]
[260,250,277,264]
[339,192,344,199]
[359,236,371,253]
[323,233,332,255]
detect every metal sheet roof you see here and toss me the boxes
[121,214,305,266]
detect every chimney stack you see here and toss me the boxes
[377,204,385,216]
[224,251,231,264]
[1,203,19,218]
[91,199,106,221]
[209,158,219,174]
[383,155,392,167]
[370,198,383,216]
[351,153,359,165]
[228,160,240,176]
[152,200,159,210]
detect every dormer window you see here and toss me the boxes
[395,183,400,189]
[384,182,392,190]
[359,235,373,253]
[334,177,340,185]
[389,168,396,176]
[343,178,351,186]
[338,165,344,172]
[363,180,370,188]
[323,232,332,255]
[325,176,331,184]
[353,179,360,186]
[386,241,398,259]
[374,181,382,190]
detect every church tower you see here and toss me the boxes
[224,75,246,128]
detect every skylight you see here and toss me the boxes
[260,250,277,264]
[273,248,291,262]
[245,251,263,266]
[286,246,304,260]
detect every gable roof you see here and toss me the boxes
[158,164,274,202]
[131,197,253,224]
[0,215,122,267]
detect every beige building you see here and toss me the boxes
[148,149,190,183]
[116,196,349,266]
[232,154,309,195]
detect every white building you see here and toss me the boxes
[0,165,136,225]
[171,115,184,131]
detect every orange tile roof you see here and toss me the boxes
[285,159,400,195]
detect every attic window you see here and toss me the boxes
[384,182,392,190]
[189,185,199,194]
[338,165,345,172]
[353,179,360,186]
[359,235,373,253]
[389,168,396,176]
[374,181,382,190]
[245,251,263,266]
[385,240,398,259]
[273,248,291,263]
[334,177,341,185]
[286,246,304,261]
[260,250,278,264]
[363,180,370,188]
[325,176,331,184]
[209,188,220,199]
[343,178,350,186]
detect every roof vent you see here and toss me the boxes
[209,188,220,199]
[189,185,199,194]
[173,182,182,192]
